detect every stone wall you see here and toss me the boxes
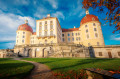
[90,45,120,58]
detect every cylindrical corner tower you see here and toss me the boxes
[80,10,105,47]
[16,20,33,45]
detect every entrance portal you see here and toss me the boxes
[108,52,112,58]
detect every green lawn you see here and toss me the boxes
[23,58,120,72]
[0,58,34,79]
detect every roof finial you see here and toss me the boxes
[86,9,89,15]
[25,19,28,24]
[74,26,76,28]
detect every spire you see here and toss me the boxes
[25,19,28,24]
[74,26,76,28]
[86,9,89,15]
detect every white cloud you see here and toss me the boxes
[45,0,58,9]
[110,34,120,41]
[0,10,35,42]
[79,11,85,17]
[52,11,65,20]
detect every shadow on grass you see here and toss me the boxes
[51,58,115,71]
[0,58,12,61]
[0,62,34,79]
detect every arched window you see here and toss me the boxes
[95,33,98,37]
[93,23,96,26]
[85,25,88,28]
[68,33,70,36]
[97,42,99,46]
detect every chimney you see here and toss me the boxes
[47,14,51,18]
[86,9,89,15]
[74,26,76,28]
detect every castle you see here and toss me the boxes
[1,10,120,58]
[15,10,105,47]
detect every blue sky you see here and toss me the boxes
[0,0,120,49]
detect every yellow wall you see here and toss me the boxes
[16,30,32,45]
[80,21,105,47]
[62,30,82,44]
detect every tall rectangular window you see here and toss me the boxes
[62,34,64,37]
[86,29,88,33]
[45,25,47,30]
[50,21,53,24]
[72,33,74,36]
[76,33,77,36]
[72,38,74,41]
[22,40,24,43]
[50,31,53,35]
[45,31,47,36]
[95,33,98,37]
[76,37,78,41]
[23,32,25,34]
[40,22,42,25]
[94,28,97,31]
[93,23,96,26]
[63,38,64,42]
[85,25,88,27]
[78,33,80,35]
[87,34,89,39]
[97,42,99,46]
[23,36,25,38]
[99,52,102,56]
[68,38,70,42]
[68,33,70,36]
[45,21,47,24]
[50,25,53,29]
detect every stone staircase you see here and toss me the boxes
[49,44,90,58]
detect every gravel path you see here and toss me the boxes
[13,58,57,79]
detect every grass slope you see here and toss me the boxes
[0,58,34,79]
[23,58,120,72]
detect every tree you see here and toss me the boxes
[82,0,120,33]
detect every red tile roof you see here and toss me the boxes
[62,28,79,32]
[81,14,99,25]
[18,24,33,33]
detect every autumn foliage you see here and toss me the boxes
[82,0,120,33]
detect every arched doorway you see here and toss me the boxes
[42,48,49,58]
[27,49,32,57]
[108,52,112,58]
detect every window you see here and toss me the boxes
[50,21,53,24]
[86,29,88,33]
[99,52,102,56]
[68,33,70,36]
[40,22,42,25]
[18,32,19,34]
[76,37,78,41]
[22,40,24,43]
[93,23,96,26]
[62,34,64,37]
[87,34,89,39]
[45,21,47,24]
[23,36,25,38]
[50,31,53,35]
[97,42,99,46]
[50,25,53,29]
[45,31,47,36]
[45,25,47,30]
[72,33,74,36]
[92,17,95,21]
[88,43,91,46]
[85,25,88,27]
[68,38,70,41]
[95,33,98,37]
[17,36,19,38]
[72,38,74,41]
[78,33,80,35]
[63,38,64,42]
[118,52,120,56]
[51,41,53,44]
[23,32,25,34]
[76,33,77,36]
[94,28,97,31]
[79,37,80,40]
[39,26,42,30]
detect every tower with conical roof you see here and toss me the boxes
[16,20,33,45]
[79,10,105,47]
